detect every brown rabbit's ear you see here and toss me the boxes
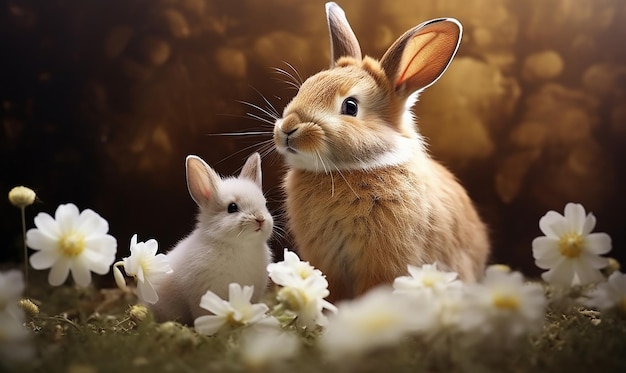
[239,152,262,189]
[326,2,362,66]
[380,18,462,96]
[186,155,221,207]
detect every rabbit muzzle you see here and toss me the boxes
[274,111,323,155]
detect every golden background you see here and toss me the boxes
[2,0,625,277]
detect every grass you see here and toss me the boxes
[3,273,626,373]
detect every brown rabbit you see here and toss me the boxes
[273,2,490,301]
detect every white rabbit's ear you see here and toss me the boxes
[380,18,462,96]
[326,2,362,66]
[186,155,221,207]
[239,152,262,189]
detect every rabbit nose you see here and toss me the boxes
[279,112,301,135]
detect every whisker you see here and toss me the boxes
[283,61,304,85]
[247,86,281,118]
[214,142,268,166]
[206,131,272,137]
[245,112,277,126]
[335,165,359,199]
[272,67,302,89]
[237,100,279,122]
[315,150,334,197]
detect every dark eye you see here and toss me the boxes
[341,97,358,116]
[227,203,239,213]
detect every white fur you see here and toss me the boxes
[275,108,424,173]
[149,156,273,325]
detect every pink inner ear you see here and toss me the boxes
[396,30,457,90]
[201,187,210,200]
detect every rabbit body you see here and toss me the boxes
[274,3,490,300]
[150,153,273,324]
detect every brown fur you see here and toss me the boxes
[284,149,489,301]
[274,4,489,301]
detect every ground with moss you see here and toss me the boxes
[3,274,626,373]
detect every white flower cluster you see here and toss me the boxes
[320,263,547,358]
[267,249,337,329]
[16,197,622,367]
[0,270,34,362]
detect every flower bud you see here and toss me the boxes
[8,186,36,208]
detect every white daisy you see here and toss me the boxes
[393,262,463,296]
[275,275,337,329]
[585,271,626,312]
[27,203,117,287]
[459,266,546,339]
[194,283,275,336]
[319,286,433,358]
[532,203,611,287]
[113,234,173,304]
[267,248,324,287]
[268,249,336,329]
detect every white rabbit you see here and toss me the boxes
[149,153,273,324]
[273,2,490,301]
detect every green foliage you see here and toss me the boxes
[3,282,626,373]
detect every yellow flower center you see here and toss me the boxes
[226,311,247,327]
[59,232,85,257]
[493,293,520,310]
[558,233,583,258]
[422,276,435,287]
[278,287,308,311]
[297,265,313,279]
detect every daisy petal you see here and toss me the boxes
[564,203,586,233]
[26,229,58,251]
[138,280,159,304]
[29,250,60,270]
[532,237,560,267]
[78,209,109,236]
[144,239,159,256]
[584,233,612,255]
[82,250,113,275]
[572,260,603,286]
[539,211,565,238]
[542,260,575,286]
[199,291,231,314]
[71,258,93,287]
[48,258,71,286]
[32,213,60,237]
[580,252,609,269]
[194,315,227,335]
[55,204,80,232]
[582,213,597,235]
[84,235,117,258]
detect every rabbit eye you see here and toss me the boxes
[341,97,358,116]
[227,203,239,213]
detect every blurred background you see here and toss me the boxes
[1,0,625,278]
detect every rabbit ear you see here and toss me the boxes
[186,155,221,207]
[380,18,462,96]
[326,2,362,66]
[239,152,262,189]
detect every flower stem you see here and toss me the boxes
[20,206,29,297]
